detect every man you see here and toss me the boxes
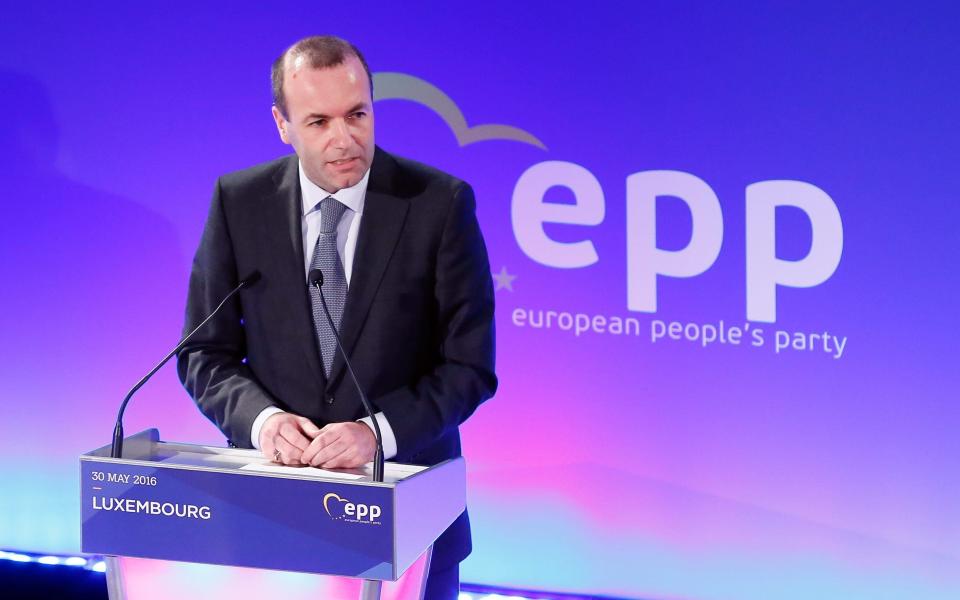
[177,36,497,599]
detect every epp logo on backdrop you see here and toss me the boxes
[374,73,844,324]
[323,492,382,524]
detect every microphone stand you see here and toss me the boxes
[310,269,385,482]
[110,272,260,458]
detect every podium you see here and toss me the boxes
[80,429,466,599]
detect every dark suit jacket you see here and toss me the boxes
[176,147,497,567]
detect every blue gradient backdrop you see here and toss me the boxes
[1,3,957,599]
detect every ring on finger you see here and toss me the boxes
[273,449,282,462]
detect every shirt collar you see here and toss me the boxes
[299,160,369,217]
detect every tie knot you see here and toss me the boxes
[319,197,348,233]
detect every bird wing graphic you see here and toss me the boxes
[373,72,547,150]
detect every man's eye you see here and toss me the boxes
[350,112,366,120]
[311,119,326,126]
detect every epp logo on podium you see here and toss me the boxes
[323,492,382,524]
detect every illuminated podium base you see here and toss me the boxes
[81,430,465,600]
[104,551,432,600]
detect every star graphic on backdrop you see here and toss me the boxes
[492,266,517,292]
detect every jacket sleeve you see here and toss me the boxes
[176,178,276,448]
[377,182,498,458]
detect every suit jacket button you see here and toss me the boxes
[325,395,335,405]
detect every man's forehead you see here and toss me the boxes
[284,54,364,84]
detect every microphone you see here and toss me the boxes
[308,268,385,482]
[110,271,262,459]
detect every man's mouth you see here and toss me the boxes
[329,157,357,166]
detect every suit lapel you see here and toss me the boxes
[270,157,327,390]
[327,150,409,389]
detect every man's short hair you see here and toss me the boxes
[271,35,373,119]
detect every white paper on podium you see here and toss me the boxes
[238,462,366,480]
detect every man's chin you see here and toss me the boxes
[328,172,363,190]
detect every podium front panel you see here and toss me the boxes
[81,458,395,579]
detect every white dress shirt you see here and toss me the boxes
[250,162,398,460]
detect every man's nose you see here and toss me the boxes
[330,119,352,149]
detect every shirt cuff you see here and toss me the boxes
[250,406,285,450]
[357,412,398,460]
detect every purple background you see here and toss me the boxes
[1,2,958,599]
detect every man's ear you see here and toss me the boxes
[271,105,291,145]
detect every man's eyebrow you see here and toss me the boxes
[301,103,369,124]
[302,112,330,123]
